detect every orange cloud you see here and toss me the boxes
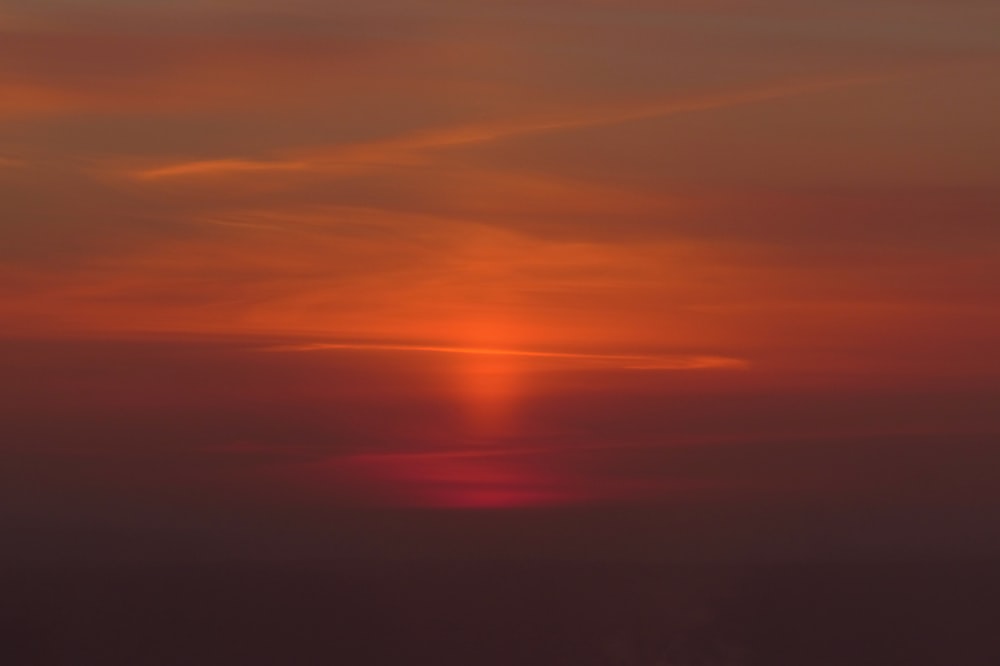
[0,203,729,350]
[5,188,994,380]
[265,341,749,371]
[135,159,310,181]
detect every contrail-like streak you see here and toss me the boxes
[130,72,896,181]
[266,341,748,370]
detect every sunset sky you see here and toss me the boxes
[2,0,999,562]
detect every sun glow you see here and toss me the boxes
[271,333,750,508]
[457,353,523,438]
[267,337,748,448]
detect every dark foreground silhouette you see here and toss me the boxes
[2,559,998,665]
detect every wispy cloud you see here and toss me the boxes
[127,72,896,182]
[134,159,310,181]
[266,341,749,371]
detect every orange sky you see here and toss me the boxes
[2,1,998,372]
[1,1,999,540]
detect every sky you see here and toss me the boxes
[1,0,999,562]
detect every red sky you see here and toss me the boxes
[1,0,999,561]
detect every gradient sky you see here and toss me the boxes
[1,0,999,562]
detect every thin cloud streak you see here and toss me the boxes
[266,341,749,370]
[128,72,897,182]
[134,159,311,181]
